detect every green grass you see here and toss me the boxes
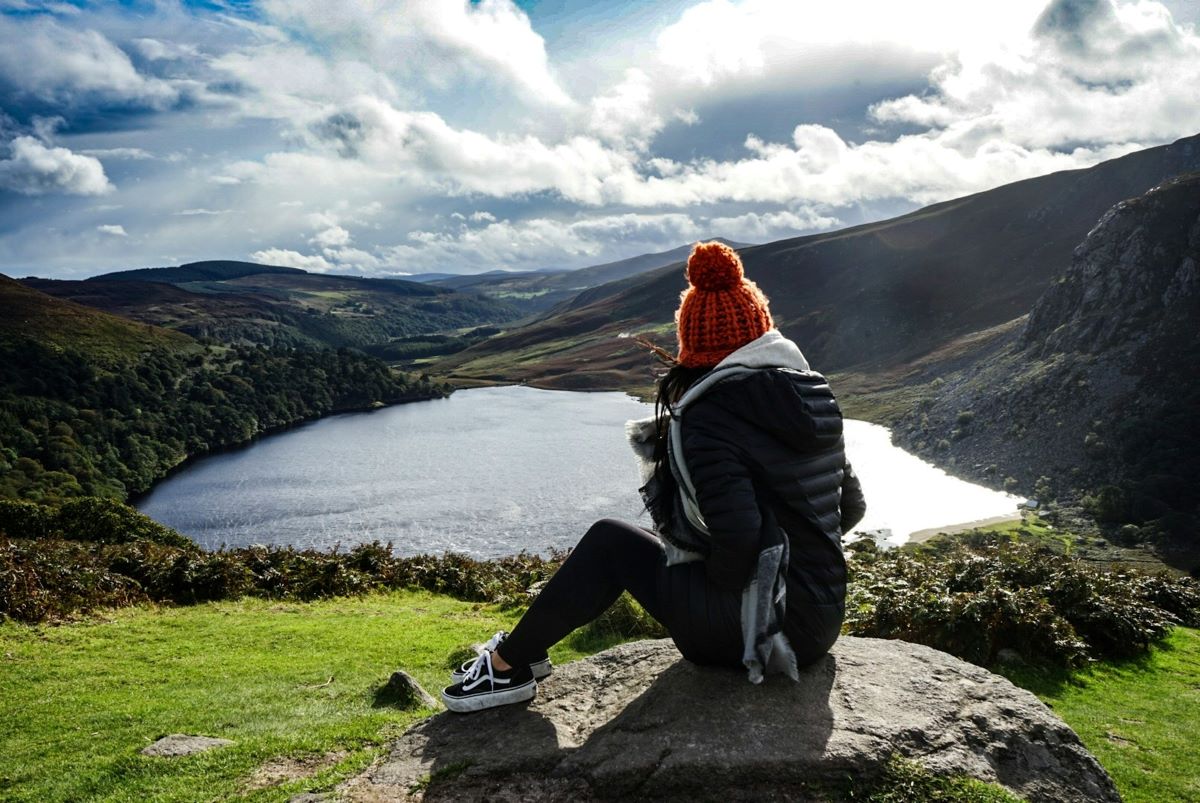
[0,590,603,802]
[1000,627,1200,803]
[4,591,1198,802]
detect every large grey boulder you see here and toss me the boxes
[342,638,1118,802]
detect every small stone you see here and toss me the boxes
[288,794,332,803]
[379,670,438,709]
[141,734,233,757]
[996,648,1024,665]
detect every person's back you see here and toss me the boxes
[441,240,866,711]
[683,366,864,666]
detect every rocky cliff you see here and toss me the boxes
[892,173,1200,550]
[341,639,1117,802]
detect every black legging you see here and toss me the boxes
[500,518,745,668]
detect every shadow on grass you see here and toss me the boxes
[996,637,1173,697]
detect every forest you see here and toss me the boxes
[0,335,450,503]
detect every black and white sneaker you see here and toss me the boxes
[441,650,537,713]
[450,631,553,684]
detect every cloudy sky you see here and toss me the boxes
[1,0,1198,279]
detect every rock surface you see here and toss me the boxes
[340,638,1118,802]
[380,670,438,710]
[140,733,234,758]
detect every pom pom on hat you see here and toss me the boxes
[686,241,744,291]
[675,241,773,368]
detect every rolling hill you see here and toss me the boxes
[0,273,197,365]
[430,133,1200,391]
[426,239,750,315]
[23,261,522,350]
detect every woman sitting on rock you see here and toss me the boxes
[442,241,866,712]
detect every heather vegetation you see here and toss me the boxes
[844,536,1200,667]
[5,497,1198,678]
[0,498,560,623]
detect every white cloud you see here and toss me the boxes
[3,0,1198,279]
[80,147,155,160]
[249,247,332,272]
[708,208,841,241]
[132,37,199,62]
[0,136,112,195]
[588,68,661,150]
[96,224,127,236]
[0,16,178,109]
[174,208,227,216]
[379,208,838,273]
[252,0,571,108]
[291,96,1140,209]
[311,225,351,247]
[869,0,1200,147]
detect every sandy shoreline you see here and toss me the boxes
[907,514,1024,544]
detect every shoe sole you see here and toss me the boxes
[450,658,553,685]
[441,678,537,713]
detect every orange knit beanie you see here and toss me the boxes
[675,241,773,368]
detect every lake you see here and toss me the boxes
[136,385,1020,556]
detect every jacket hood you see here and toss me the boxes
[714,329,810,372]
[688,331,840,454]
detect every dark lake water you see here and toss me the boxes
[136,386,1020,556]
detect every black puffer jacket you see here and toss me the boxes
[680,368,865,650]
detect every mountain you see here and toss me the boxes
[887,173,1200,556]
[89,260,306,284]
[426,239,750,315]
[430,133,1200,391]
[23,260,521,351]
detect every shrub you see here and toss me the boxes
[53,497,195,548]
[845,540,1200,667]
[1084,485,1129,523]
[2,496,197,549]
[0,538,144,622]
[0,529,566,623]
[0,499,52,539]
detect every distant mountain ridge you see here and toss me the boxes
[24,260,522,351]
[90,260,306,284]
[427,238,750,315]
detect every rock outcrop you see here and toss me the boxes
[341,638,1117,802]
[891,172,1200,538]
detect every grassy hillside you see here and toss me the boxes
[0,274,197,366]
[432,132,1200,388]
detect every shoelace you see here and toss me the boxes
[462,648,494,686]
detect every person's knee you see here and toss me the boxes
[578,518,650,561]
[583,517,630,544]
